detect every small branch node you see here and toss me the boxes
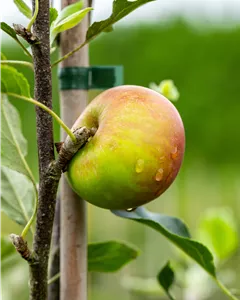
[55,126,96,173]
[10,233,37,264]
[13,24,39,44]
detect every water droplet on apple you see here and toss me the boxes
[155,168,164,181]
[135,159,144,173]
[171,146,178,160]
[126,207,136,212]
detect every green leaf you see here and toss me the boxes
[50,7,92,45]
[197,207,238,260]
[1,166,34,226]
[157,261,175,300]
[1,52,7,60]
[86,0,155,41]
[1,65,30,97]
[54,7,92,32]
[88,241,139,272]
[0,22,18,40]
[13,0,32,19]
[1,95,30,176]
[112,207,216,276]
[50,7,58,27]
[50,1,85,45]
[55,0,83,24]
[112,207,239,300]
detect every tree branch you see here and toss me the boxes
[29,0,54,298]
[48,197,60,300]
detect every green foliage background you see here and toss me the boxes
[2,19,240,299]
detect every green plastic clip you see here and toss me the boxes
[59,66,124,90]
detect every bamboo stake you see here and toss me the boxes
[60,1,89,299]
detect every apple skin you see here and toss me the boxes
[67,85,185,210]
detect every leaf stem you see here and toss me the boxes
[0,60,34,70]
[48,272,60,285]
[51,41,87,68]
[21,182,38,238]
[27,0,39,31]
[16,39,32,58]
[6,93,76,142]
[216,279,239,300]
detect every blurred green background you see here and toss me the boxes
[2,18,240,300]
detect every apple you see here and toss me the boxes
[67,85,185,210]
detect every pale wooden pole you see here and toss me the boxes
[60,1,89,299]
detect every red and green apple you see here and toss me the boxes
[67,85,185,210]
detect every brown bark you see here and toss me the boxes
[29,0,55,299]
[48,198,60,300]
